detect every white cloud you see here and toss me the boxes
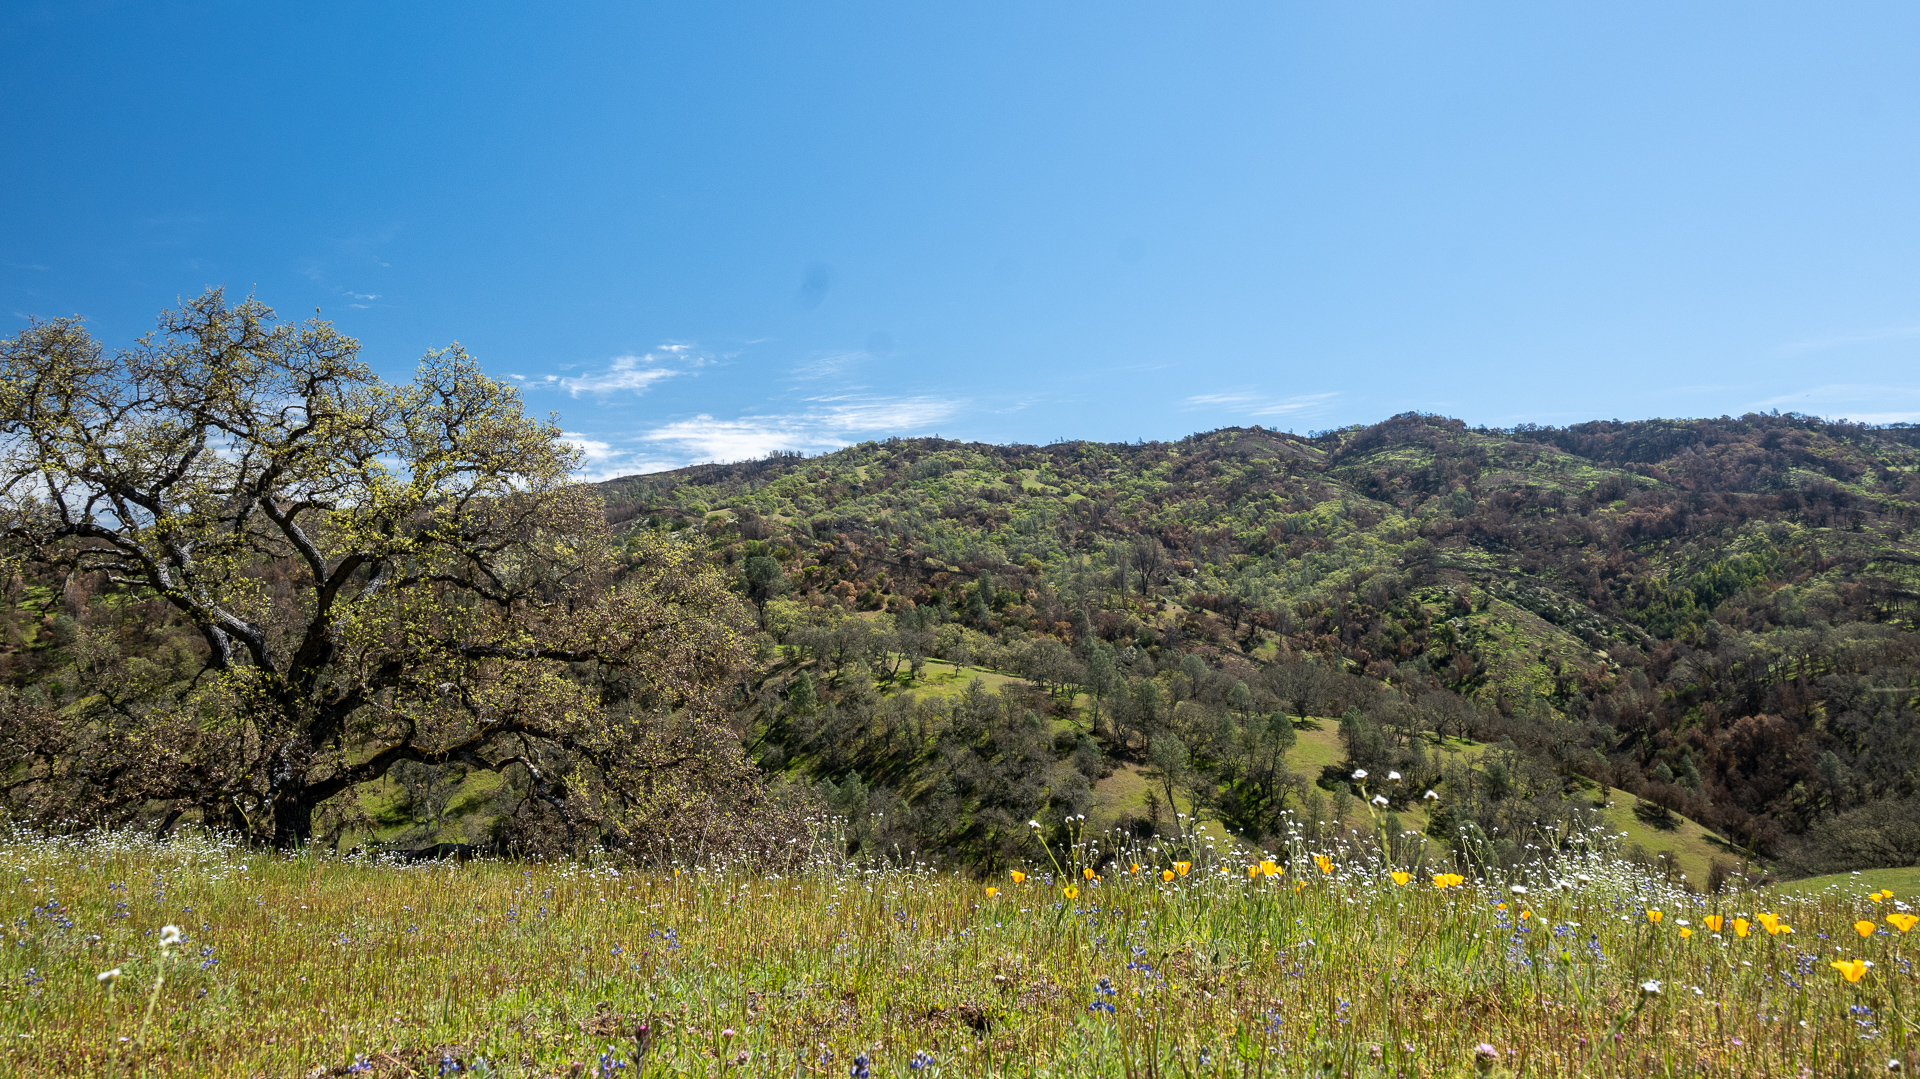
[1746,383,1920,422]
[639,395,963,464]
[558,349,685,396]
[1184,391,1337,417]
[1774,324,1920,356]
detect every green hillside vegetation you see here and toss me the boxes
[588,412,1920,884]
[6,308,1918,888]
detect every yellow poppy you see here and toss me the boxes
[1679,927,1692,939]
[1390,871,1410,886]
[1646,910,1662,924]
[985,887,999,898]
[1830,959,1867,983]
[1519,910,1531,920]
[1062,886,1079,900]
[1887,913,1917,933]
[1496,903,1507,912]
[1161,869,1176,883]
[1010,870,1026,883]
[1083,867,1098,881]
[1260,859,1281,878]
[1313,854,1333,875]
[1855,920,1877,938]
[1755,912,1779,932]
[1130,863,1140,874]
[1175,861,1192,877]
[1704,915,1724,933]
[1733,918,1751,938]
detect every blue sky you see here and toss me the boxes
[5,3,1920,477]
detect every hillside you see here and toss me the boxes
[7,410,1919,883]
[590,412,1920,879]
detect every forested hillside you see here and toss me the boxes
[594,412,1920,878]
[10,408,1920,880]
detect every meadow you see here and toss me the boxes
[1,824,1914,1078]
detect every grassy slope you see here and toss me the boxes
[1771,865,1920,899]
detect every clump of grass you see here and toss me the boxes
[0,823,1913,1076]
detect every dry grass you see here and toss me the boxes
[1,826,1915,1077]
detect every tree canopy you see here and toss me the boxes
[0,291,784,858]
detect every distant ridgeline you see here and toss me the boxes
[593,413,1920,878]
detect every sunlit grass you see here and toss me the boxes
[1,827,1914,1077]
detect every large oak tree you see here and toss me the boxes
[0,291,783,856]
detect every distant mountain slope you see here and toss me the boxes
[597,412,1920,868]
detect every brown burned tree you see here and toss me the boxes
[0,290,785,857]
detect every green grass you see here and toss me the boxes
[1593,798,1747,889]
[1771,865,1920,900]
[4,829,1915,1077]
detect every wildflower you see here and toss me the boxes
[1679,927,1691,938]
[1390,871,1410,886]
[1352,769,1368,780]
[1576,873,1592,883]
[1510,884,1527,896]
[95,968,121,985]
[721,1028,735,1040]
[1062,886,1079,901]
[1161,870,1176,883]
[1028,820,1040,829]
[1175,862,1191,877]
[1387,770,1401,781]
[1432,872,1464,890]
[1705,915,1724,933]
[1831,959,1868,984]
[1083,867,1098,881]
[1733,918,1751,938]
[1009,870,1026,884]
[1639,980,1661,995]
[1129,863,1140,874]
[1888,913,1917,933]
[158,924,183,950]
[1247,865,1260,879]
[910,1050,935,1071]
[1423,790,1439,800]
[1647,910,1663,924]
[1857,920,1879,938]
[1887,1058,1902,1073]
[985,887,998,898]
[1519,910,1531,920]
[849,1054,872,1079]
[1259,859,1280,878]
[1472,1043,1499,1073]
[1371,795,1389,807]
[1313,854,1334,874]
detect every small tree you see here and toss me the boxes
[0,292,780,856]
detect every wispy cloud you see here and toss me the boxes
[1184,391,1337,418]
[640,395,963,464]
[1746,383,1920,423]
[556,345,694,396]
[1774,325,1920,356]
